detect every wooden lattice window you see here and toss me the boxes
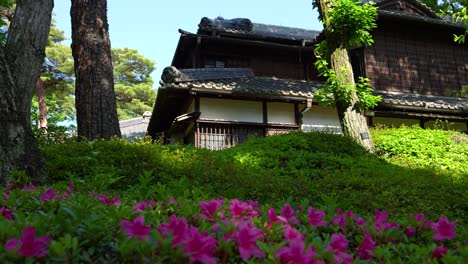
[196,123,264,150]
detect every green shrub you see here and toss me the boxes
[40,127,468,224]
[372,126,468,180]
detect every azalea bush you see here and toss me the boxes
[0,183,466,263]
[40,128,468,224]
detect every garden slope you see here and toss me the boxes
[42,127,468,223]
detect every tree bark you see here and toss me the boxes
[0,0,53,185]
[36,79,48,130]
[71,0,121,140]
[317,0,375,152]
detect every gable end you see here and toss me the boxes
[378,0,439,18]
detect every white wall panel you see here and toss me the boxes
[267,102,295,124]
[200,98,263,123]
[301,106,342,134]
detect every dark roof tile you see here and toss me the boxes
[198,17,321,41]
[160,67,320,97]
[377,91,468,112]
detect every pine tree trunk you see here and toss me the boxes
[36,79,48,130]
[0,0,53,185]
[317,0,375,153]
[71,0,121,140]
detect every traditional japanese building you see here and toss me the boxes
[148,0,468,149]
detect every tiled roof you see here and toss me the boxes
[377,91,468,112]
[160,67,320,98]
[378,10,465,28]
[159,67,467,114]
[119,112,152,140]
[161,67,254,83]
[198,17,321,41]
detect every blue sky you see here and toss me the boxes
[53,0,323,89]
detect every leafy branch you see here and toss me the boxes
[453,7,467,43]
[314,0,381,111]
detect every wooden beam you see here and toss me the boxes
[294,103,300,126]
[263,101,268,124]
[194,95,200,112]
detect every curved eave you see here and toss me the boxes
[376,103,468,120]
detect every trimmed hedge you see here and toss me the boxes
[40,127,468,226]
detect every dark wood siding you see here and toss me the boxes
[365,24,468,97]
[183,37,320,81]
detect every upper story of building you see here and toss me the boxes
[169,0,467,97]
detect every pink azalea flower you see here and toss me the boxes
[328,233,348,252]
[61,192,70,199]
[98,194,121,206]
[276,238,317,264]
[431,246,448,259]
[5,226,50,258]
[296,206,302,213]
[416,213,425,222]
[278,204,299,225]
[405,227,416,237]
[421,219,433,231]
[374,210,399,232]
[283,225,304,242]
[158,215,189,246]
[182,227,218,264]
[356,229,376,260]
[120,216,151,240]
[212,223,220,233]
[199,198,223,222]
[40,188,60,202]
[235,223,265,260]
[247,200,260,211]
[431,216,456,241]
[268,208,279,223]
[332,210,347,231]
[68,181,75,193]
[354,216,367,226]
[229,199,259,222]
[0,207,14,221]
[23,184,38,192]
[132,200,156,213]
[308,207,327,227]
[334,251,353,264]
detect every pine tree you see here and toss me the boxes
[0,0,53,184]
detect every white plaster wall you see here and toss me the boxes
[200,98,263,123]
[373,117,419,128]
[267,102,295,124]
[301,106,342,134]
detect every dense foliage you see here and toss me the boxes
[313,0,381,111]
[420,0,467,13]
[112,48,157,120]
[1,127,467,262]
[0,185,465,262]
[32,22,76,132]
[373,126,468,179]
[41,127,468,223]
[30,25,157,129]
[453,7,468,43]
